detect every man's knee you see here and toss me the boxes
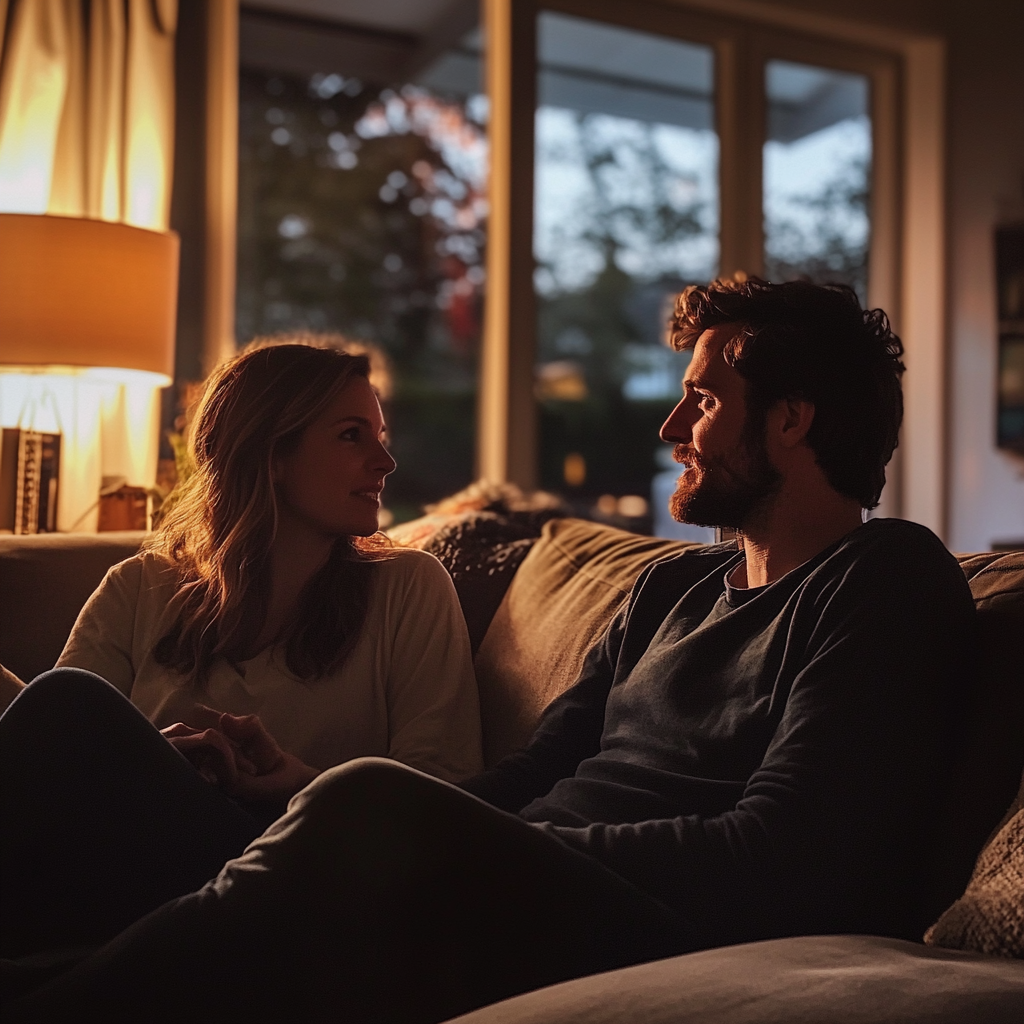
[213,759,454,905]
[288,756,444,822]
[239,759,457,876]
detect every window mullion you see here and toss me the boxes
[478,0,538,487]
[717,26,764,280]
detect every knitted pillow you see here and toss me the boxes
[924,773,1024,958]
[387,482,569,655]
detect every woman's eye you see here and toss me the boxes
[339,427,359,441]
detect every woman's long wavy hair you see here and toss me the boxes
[148,341,391,687]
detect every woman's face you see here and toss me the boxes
[274,375,397,538]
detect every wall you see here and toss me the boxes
[943,0,1024,550]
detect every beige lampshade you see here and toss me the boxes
[0,213,178,382]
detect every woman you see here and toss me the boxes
[0,342,482,961]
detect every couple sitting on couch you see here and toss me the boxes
[1,277,977,1023]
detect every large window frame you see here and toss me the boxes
[480,0,946,532]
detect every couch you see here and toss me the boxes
[1,514,1022,1021]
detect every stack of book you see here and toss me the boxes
[0,428,61,534]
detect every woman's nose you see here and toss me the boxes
[375,442,397,476]
[660,399,692,444]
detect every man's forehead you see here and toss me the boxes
[685,325,743,384]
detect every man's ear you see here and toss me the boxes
[775,397,815,448]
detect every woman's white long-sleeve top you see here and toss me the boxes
[57,547,483,783]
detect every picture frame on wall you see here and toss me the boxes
[995,224,1024,457]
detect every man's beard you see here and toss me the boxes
[669,420,782,531]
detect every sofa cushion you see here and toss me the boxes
[389,482,568,655]
[0,532,147,683]
[924,550,1024,923]
[419,515,555,656]
[445,934,1024,1024]
[925,765,1024,958]
[473,518,696,767]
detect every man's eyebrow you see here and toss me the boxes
[683,375,715,393]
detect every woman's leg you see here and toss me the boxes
[7,758,700,1024]
[0,669,263,958]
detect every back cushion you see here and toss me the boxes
[0,532,146,682]
[473,518,696,767]
[924,550,1024,922]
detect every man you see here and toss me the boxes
[8,279,976,1024]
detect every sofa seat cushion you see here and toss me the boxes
[445,935,1024,1024]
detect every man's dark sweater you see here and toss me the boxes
[463,519,977,947]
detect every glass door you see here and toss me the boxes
[763,60,872,302]
[532,11,718,538]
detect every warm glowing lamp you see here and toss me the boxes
[0,213,179,532]
[0,213,178,379]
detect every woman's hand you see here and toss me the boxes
[160,722,257,787]
[161,712,318,804]
[216,712,320,803]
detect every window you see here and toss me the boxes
[236,1,910,529]
[236,15,485,523]
[480,0,900,530]
[533,13,717,535]
[763,60,872,301]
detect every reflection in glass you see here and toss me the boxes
[534,12,718,534]
[763,60,871,301]
[236,37,485,522]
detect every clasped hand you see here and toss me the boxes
[161,709,319,803]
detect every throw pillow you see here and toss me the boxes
[923,550,1024,923]
[924,772,1024,958]
[422,515,545,655]
[473,518,696,767]
[388,482,570,653]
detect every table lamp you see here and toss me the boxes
[0,213,179,532]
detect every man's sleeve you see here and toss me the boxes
[460,594,633,812]
[538,532,978,944]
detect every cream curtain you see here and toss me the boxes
[0,0,177,228]
[0,0,178,530]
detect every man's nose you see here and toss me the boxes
[660,399,692,444]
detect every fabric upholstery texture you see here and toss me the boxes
[445,935,1024,1024]
[0,532,146,683]
[473,518,695,767]
[925,770,1024,958]
[388,483,568,655]
[923,550,1024,924]
[420,515,556,656]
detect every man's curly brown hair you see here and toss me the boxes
[669,277,905,509]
